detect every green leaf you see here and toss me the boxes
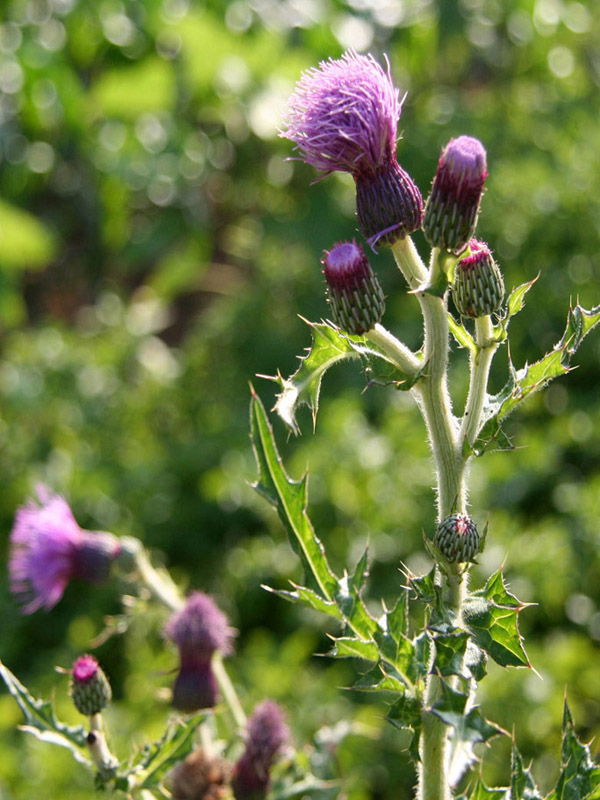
[460,776,507,800]
[0,659,89,767]
[429,680,508,746]
[266,319,419,434]
[351,664,406,693]
[510,741,542,800]
[409,567,439,605]
[264,583,343,622]
[463,570,531,669]
[270,775,340,800]
[385,589,410,640]
[475,301,600,454]
[448,313,476,351]
[385,693,422,761]
[506,277,538,321]
[329,636,379,662]
[130,717,205,789]
[250,390,375,640]
[546,699,600,800]
[433,631,471,678]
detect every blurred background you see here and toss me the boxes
[0,0,599,797]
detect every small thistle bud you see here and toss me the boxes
[434,514,480,563]
[170,747,231,800]
[452,239,505,319]
[232,700,289,800]
[423,136,487,253]
[70,655,112,716]
[165,592,235,713]
[322,240,385,335]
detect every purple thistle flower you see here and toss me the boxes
[281,50,423,247]
[165,592,235,713]
[322,240,385,335]
[9,487,121,614]
[232,700,289,800]
[423,135,488,253]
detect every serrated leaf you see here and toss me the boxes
[511,742,542,800]
[132,717,205,789]
[0,659,89,767]
[433,631,471,677]
[475,301,600,454]
[385,589,410,640]
[251,389,338,600]
[506,277,538,320]
[460,776,507,800]
[268,319,418,434]
[250,390,375,640]
[462,570,531,668]
[410,567,439,605]
[546,699,600,800]
[430,680,507,746]
[329,636,379,662]
[351,663,406,693]
[386,693,422,761]
[264,584,343,622]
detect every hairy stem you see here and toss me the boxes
[460,315,498,448]
[366,323,421,378]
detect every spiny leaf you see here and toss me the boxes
[263,584,343,622]
[510,741,542,800]
[385,693,422,761]
[385,589,410,640]
[463,569,531,669]
[506,277,538,321]
[266,319,418,434]
[250,389,338,601]
[132,717,205,789]
[429,680,508,747]
[433,631,471,678]
[545,698,600,800]
[475,301,600,454]
[250,390,375,640]
[328,636,379,662]
[351,663,406,694]
[270,775,340,800]
[459,775,507,800]
[0,659,89,766]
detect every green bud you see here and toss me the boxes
[452,239,504,318]
[70,655,112,717]
[434,514,480,563]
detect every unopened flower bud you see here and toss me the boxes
[70,655,112,716]
[322,241,385,335]
[452,240,505,318]
[165,592,235,713]
[434,514,480,563]
[232,700,289,800]
[423,136,487,253]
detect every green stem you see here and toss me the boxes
[366,323,421,378]
[460,315,498,448]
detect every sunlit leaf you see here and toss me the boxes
[546,699,600,800]
[0,659,89,767]
[510,741,542,800]
[462,570,531,669]
[131,717,205,790]
[429,680,508,746]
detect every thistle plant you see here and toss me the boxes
[1,46,600,800]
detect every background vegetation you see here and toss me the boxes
[0,0,599,797]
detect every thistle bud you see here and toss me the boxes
[452,240,505,319]
[232,700,289,800]
[164,592,235,713]
[433,514,480,563]
[423,136,487,253]
[70,654,112,717]
[322,241,385,335]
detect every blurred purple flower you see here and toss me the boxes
[9,487,121,614]
[282,50,402,179]
[232,700,289,800]
[165,591,235,713]
[281,50,422,247]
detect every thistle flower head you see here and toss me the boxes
[423,135,488,253]
[281,50,402,179]
[165,592,235,713]
[9,487,121,614]
[232,700,289,800]
[452,239,505,318]
[322,240,385,334]
[170,747,231,800]
[70,654,112,716]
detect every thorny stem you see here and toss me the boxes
[390,238,495,800]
